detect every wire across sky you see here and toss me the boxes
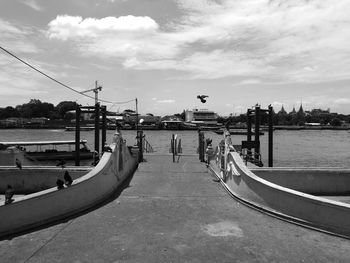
[0,45,135,105]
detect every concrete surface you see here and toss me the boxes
[1,155,349,262]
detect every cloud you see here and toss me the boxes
[0,18,39,53]
[21,0,43,12]
[334,98,350,105]
[239,79,262,85]
[271,101,284,109]
[47,15,159,40]
[156,99,176,103]
[45,0,350,82]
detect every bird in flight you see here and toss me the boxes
[197,95,209,103]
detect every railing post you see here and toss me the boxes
[75,105,81,166]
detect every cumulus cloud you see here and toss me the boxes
[46,0,350,82]
[47,15,159,40]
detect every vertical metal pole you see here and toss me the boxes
[247,109,252,158]
[198,130,205,162]
[268,105,274,167]
[94,103,100,155]
[101,105,107,151]
[75,105,81,166]
[95,80,98,105]
[247,109,252,143]
[137,130,143,162]
[172,134,175,163]
[135,98,138,131]
[255,105,261,158]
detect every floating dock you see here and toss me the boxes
[1,154,349,262]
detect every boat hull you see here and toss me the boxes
[25,151,93,161]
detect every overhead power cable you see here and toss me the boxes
[0,45,134,105]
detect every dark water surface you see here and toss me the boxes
[1,129,349,168]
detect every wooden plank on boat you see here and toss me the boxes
[0,140,88,146]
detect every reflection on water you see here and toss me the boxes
[1,129,349,168]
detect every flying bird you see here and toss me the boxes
[197,95,209,103]
[15,158,22,170]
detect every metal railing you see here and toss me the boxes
[143,138,154,153]
[170,134,182,162]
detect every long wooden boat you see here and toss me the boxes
[0,140,93,161]
[214,129,264,135]
[65,126,95,131]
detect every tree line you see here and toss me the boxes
[218,110,349,126]
[1,99,349,126]
[0,99,77,120]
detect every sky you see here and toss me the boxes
[1,0,350,116]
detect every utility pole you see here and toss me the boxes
[80,81,103,156]
[80,80,102,104]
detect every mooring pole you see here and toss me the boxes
[198,130,205,162]
[172,134,175,163]
[247,109,252,142]
[255,105,261,158]
[247,109,252,158]
[101,105,107,151]
[94,103,100,155]
[268,105,274,167]
[137,130,143,162]
[75,105,81,166]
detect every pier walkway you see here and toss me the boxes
[1,154,350,262]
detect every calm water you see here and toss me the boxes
[1,129,349,168]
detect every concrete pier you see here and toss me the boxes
[1,154,349,262]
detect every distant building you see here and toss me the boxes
[30,117,49,124]
[290,106,296,115]
[297,104,305,116]
[66,110,92,121]
[278,105,287,116]
[124,114,161,126]
[185,109,218,125]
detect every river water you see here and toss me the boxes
[1,129,349,168]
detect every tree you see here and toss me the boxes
[15,99,54,118]
[330,118,341,126]
[0,106,19,119]
[55,101,78,118]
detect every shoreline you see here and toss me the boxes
[0,125,349,131]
